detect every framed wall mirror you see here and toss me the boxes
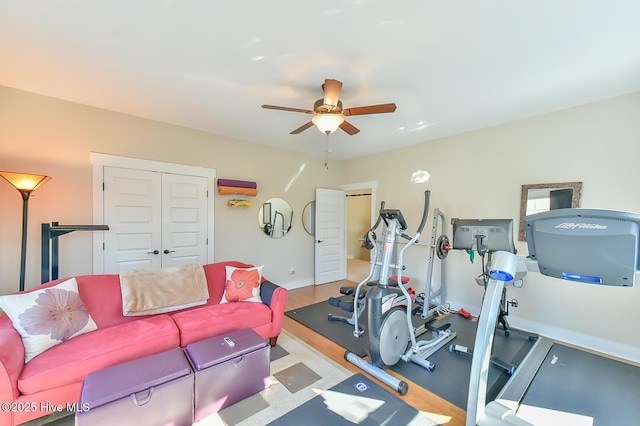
[519,181,582,241]
[301,201,316,235]
[258,197,293,238]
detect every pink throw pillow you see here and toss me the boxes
[220,265,264,303]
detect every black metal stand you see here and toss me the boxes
[496,287,538,340]
[41,222,109,284]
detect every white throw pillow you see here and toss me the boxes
[0,277,97,363]
[220,265,264,303]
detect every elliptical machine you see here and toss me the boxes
[327,202,387,330]
[345,190,456,395]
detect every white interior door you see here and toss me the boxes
[104,167,162,272]
[314,188,346,284]
[161,173,208,267]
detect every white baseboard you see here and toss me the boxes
[446,300,640,364]
[506,317,640,364]
[280,278,315,290]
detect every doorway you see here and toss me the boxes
[340,181,376,284]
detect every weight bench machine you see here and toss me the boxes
[327,285,368,329]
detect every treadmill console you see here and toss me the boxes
[526,209,640,287]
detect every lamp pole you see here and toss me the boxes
[18,191,30,291]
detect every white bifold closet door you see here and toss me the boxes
[102,166,208,273]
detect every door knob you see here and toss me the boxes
[316,240,324,243]
[163,249,175,254]
[147,250,159,255]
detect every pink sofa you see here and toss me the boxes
[0,261,288,425]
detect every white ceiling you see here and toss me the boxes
[2,1,640,161]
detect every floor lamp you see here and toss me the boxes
[0,171,51,291]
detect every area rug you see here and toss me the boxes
[268,373,440,425]
[285,299,535,410]
[32,330,351,426]
[209,330,352,425]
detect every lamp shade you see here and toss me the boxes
[0,171,51,193]
[312,113,345,134]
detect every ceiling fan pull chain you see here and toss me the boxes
[325,133,329,170]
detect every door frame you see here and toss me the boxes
[340,180,378,241]
[90,152,216,274]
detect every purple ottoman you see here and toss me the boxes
[185,328,270,422]
[76,348,194,426]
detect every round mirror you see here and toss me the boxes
[258,198,294,238]
[302,201,316,235]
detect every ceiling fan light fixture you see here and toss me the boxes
[312,113,344,134]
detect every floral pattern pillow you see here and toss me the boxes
[0,277,97,363]
[220,265,264,303]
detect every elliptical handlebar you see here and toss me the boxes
[372,191,431,244]
[363,201,386,251]
[416,190,431,237]
[394,190,430,259]
[369,201,386,233]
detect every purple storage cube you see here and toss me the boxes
[185,328,270,422]
[76,348,194,426]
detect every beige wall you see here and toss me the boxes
[0,86,340,294]
[2,85,639,362]
[342,92,640,362]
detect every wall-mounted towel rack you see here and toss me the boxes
[217,178,258,196]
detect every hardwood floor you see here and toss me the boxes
[283,280,466,426]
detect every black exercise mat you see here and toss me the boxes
[285,299,535,410]
[390,314,535,410]
[268,373,438,425]
[285,297,367,356]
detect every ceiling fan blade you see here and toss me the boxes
[339,120,360,135]
[322,79,343,108]
[262,105,314,114]
[342,103,397,116]
[290,121,314,134]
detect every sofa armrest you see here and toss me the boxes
[260,281,288,337]
[0,316,25,420]
[260,280,278,307]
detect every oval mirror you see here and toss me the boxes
[258,198,294,238]
[302,201,316,235]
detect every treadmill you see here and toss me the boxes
[467,209,640,426]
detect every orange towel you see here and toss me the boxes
[218,186,258,196]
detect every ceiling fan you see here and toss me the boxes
[262,79,397,135]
